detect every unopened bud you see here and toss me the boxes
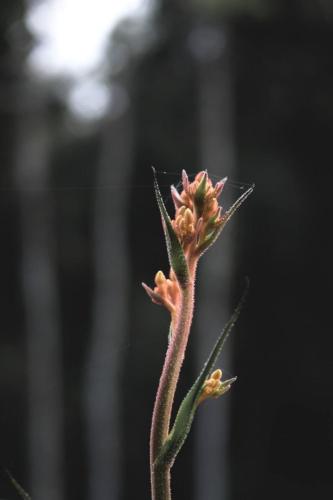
[182,169,190,192]
[171,185,184,209]
[175,207,186,228]
[211,369,222,380]
[214,177,227,198]
[155,270,166,286]
[184,207,194,225]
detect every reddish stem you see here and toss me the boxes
[150,259,197,500]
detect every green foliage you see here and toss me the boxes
[153,167,189,289]
[5,470,31,500]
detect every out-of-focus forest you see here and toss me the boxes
[0,0,332,499]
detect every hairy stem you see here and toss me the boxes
[152,464,171,500]
[150,260,197,500]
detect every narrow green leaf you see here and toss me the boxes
[155,282,249,468]
[5,469,31,500]
[223,184,255,224]
[152,167,189,288]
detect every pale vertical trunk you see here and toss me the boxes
[193,28,235,500]
[14,87,64,500]
[85,105,133,500]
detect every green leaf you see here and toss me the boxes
[152,167,189,289]
[5,469,31,500]
[154,282,249,468]
[198,184,255,256]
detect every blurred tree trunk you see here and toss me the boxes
[190,25,235,500]
[14,83,64,500]
[85,98,133,500]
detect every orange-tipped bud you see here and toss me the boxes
[211,369,222,380]
[155,270,166,287]
[184,207,194,226]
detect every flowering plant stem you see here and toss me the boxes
[143,169,253,500]
[150,261,196,500]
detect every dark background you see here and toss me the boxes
[0,1,332,499]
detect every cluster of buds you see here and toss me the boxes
[142,270,180,320]
[171,170,227,255]
[197,369,236,405]
[143,170,230,317]
[172,206,196,244]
